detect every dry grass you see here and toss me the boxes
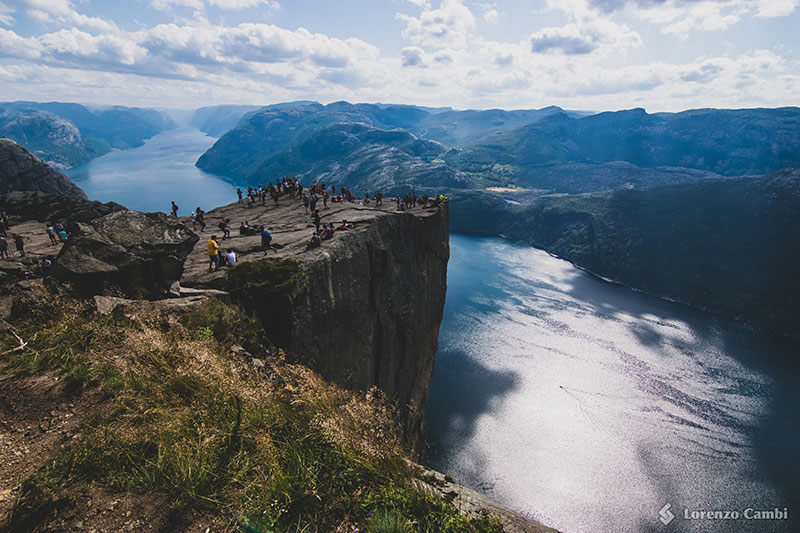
[1,291,503,532]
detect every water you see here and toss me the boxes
[65,126,240,214]
[427,234,799,533]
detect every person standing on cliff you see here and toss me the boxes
[237,188,243,203]
[13,233,25,257]
[312,209,323,233]
[171,201,179,217]
[261,228,274,255]
[196,208,206,232]
[46,223,58,245]
[207,235,220,272]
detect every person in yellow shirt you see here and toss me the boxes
[207,235,220,272]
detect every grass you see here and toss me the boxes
[1,288,504,532]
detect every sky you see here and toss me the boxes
[0,0,798,112]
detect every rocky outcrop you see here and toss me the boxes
[181,198,450,456]
[0,139,87,198]
[54,211,198,298]
[0,191,123,225]
[416,466,559,533]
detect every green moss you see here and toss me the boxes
[225,258,302,348]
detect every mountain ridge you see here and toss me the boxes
[0,101,176,169]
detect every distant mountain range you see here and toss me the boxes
[195,101,584,189]
[196,102,800,194]
[194,101,800,336]
[0,102,175,169]
[445,107,800,187]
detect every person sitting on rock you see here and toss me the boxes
[0,235,8,259]
[321,223,335,240]
[34,257,52,276]
[17,266,37,280]
[207,235,220,272]
[225,249,237,267]
[307,232,321,249]
[338,219,353,230]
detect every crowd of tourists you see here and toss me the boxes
[167,177,446,273]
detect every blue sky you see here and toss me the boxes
[0,0,798,111]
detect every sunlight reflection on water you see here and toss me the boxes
[426,234,799,533]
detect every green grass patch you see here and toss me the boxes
[1,291,505,532]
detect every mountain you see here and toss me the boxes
[195,101,571,189]
[0,102,176,168]
[412,105,571,146]
[246,122,467,192]
[190,104,266,137]
[198,103,800,196]
[0,107,89,170]
[451,170,800,337]
[446,107,800,185]
[0,138,87,199]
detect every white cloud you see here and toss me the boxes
[150,0,280,11]
[0,27,42,58]
[401,46,426,67]
[531,18,641,55]
[584,0,799,37]
[479,3,499,24]
[754,0,799,18]
[634,2,748,37]
[0,21,379,84]
[0,0,797,112]
[0,2,15,26]
[397,0,475,49]
[12,0,118,32]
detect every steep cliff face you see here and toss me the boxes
[283,204,449,455]
[181,199,450,456]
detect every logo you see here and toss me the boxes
[659,503,675,525]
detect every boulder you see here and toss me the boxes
[0,191,125,225]
[54,210,198,298]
